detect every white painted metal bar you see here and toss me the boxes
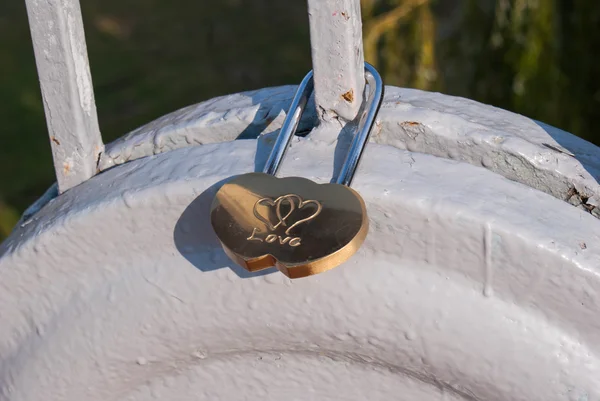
[307,0,365,123]
[25,0,104,193]
[336,63,384,186]
[96,86,600,214]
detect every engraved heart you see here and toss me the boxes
[210,172,368,278]
[253,194,322,234]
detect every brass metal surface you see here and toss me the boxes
[210,173,368,278]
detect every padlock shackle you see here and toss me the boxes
[262,63,384,186]
[336,63,384,186]
[262,71,314,176]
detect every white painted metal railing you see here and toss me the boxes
[6,1,600,399]
[22,0,600,215]
[24,0,367,193]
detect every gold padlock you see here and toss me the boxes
[210,63,384,279]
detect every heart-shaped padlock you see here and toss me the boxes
[211,63,383,278]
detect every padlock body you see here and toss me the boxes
[210,173,368,278]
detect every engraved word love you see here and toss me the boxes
[247,194,322,247]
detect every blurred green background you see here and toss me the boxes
[1,0,599,240]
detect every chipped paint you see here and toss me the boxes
[93,86,600,218]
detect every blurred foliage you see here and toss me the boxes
[0,0,599,241]
[0,199,19,239]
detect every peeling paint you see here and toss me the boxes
[67,13,93,116]
[89,86,600,220]
[25,0,103,192]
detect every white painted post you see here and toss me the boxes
[307,0,365,123]
[25,0,104,193]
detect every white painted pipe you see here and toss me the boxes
[1,89,599,400]
[98,86,600,212]
[307,0,365,123]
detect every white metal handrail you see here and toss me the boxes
[24,0,365,193]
